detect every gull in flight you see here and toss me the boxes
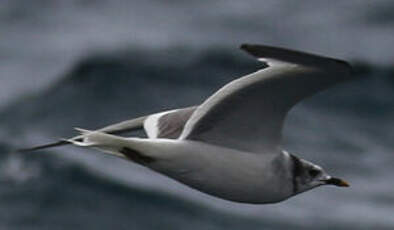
[19,44,352,204]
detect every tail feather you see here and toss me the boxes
[62,138,95,147]
[74,127,93,136]
[67,131,157,162]
[68,131,131,158]
[67,129,111,147]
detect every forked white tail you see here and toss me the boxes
[65,128,132,158]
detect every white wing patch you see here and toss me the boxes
[143,107,197,139]
[144,110,174,138]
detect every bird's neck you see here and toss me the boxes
[270,150,298,200]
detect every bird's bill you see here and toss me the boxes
[323,177,350,187]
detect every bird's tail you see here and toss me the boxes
[64,128,130,158]
[65,128,156,163]
[15,116,147,153]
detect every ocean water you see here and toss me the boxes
[1,1,393,229]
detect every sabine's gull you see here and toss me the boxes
[19,44,352,204]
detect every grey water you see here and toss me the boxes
[0,0,393,229]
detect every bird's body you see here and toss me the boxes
[82,133,293,203]
[140,140,292,204]
[19,44,351,204]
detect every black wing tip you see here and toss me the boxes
[239,43,261,56]
[240,43,287,55]
[239,43,249,50]
[240,43,353,73]
[239,43,258,49]
[334,59,353,72]
[14,140,70,153]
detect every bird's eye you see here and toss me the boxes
[309,169,320,177]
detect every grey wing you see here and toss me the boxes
[180,44,353,154]
[94,105,196,138]
[17,106,197,152]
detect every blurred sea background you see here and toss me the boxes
[0,0,393,229]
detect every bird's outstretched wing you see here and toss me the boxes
[17,106,197,152]
[180,44,353,153]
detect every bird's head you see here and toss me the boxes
[290,154,349,194]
